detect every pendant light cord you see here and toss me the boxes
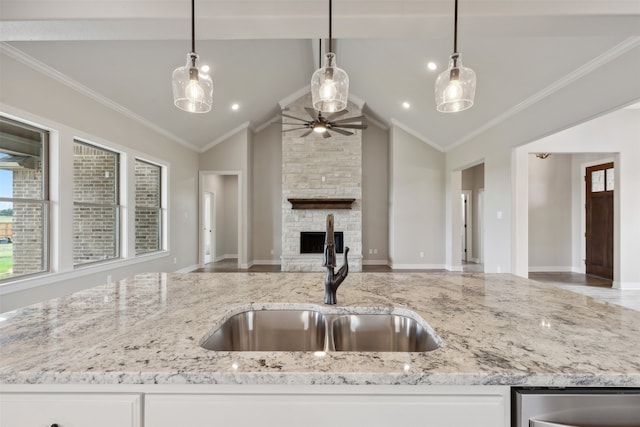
[191,0,196,54]
[453,0,458,54]
[328,0,333,53]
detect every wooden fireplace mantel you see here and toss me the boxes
[287,198,356,210]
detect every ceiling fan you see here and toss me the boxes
[281,107,367,138]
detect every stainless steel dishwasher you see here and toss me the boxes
[513,388,640,427]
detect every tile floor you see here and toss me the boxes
[191,259,640,312]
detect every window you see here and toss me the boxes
[73,141,120,266]
[0,116,49,281]
[135,159,163,255]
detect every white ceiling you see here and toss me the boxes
[1,0,639,152]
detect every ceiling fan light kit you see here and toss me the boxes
[311,0,349,114]
[172,0,213,113]
[435,0,476,113]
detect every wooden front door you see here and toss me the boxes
[585,162,614,279]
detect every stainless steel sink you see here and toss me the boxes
[331,313,440,352]
[200,309,326,352]
[200,307,441,353]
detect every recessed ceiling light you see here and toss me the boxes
[201,65,210,73]
[427,62,438,71]
[402,101,411,109]
[231,103,240,111]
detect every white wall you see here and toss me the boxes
[389,125,445,268]
[528,154,572,271]
[0,53,200,312]
[362,122,389,264]
[252,123,282,263]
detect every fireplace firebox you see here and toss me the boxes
[300,232,344,254]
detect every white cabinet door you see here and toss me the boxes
[0,393,142,427]
[146,389,508,427]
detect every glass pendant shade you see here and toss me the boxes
[311,52,349,113]
[435,53,476,113]
[172,53,213,113]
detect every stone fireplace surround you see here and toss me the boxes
[281,93,363,272]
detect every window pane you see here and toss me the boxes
[73,142,118,204]
[591,170,605,192]
[73,206,119,265]
[1,116,49,281]
[606,168,614,191]
[135,208,161,254]
[135,159,162,255]
[73,141,120,266]
[0,118,45,199]
[0,202,46,280]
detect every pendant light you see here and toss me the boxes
[311,0,349,114]
[434,0,476,113]
[172,0,213,113]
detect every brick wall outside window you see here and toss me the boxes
[135,159,161,254]
[73,142,119,265]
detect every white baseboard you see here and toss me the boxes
[362,260,390,266]
[390,263,446,270]
[175,264,200,273]
[445,264,463,272]
[214,254,238,262]
[613,281,640,290]
[252,259,281,265]
[528,266,574,272]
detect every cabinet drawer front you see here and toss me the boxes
[0,393,142,427]
[146,393,507,427]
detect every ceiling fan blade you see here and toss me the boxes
[282,127,311,132]
[334,124,368,129]
[331,115,366,124]
[281,113,310,123]
[329,127,354,136]
[325,110,349,121]
[304,107,319,120]
[300,129,314,137]
[322,131,331,138]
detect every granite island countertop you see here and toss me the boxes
[1,272,639,386]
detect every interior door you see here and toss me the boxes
[461,191,472,262]
[585,163,614,279]
[203,192,215,264]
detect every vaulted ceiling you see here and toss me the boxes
[1,1,639,152]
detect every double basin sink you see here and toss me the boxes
[200,306,442,353]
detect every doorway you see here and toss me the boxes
[585,162,614,279]
[200,171,242,268]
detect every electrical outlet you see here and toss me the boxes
[497,266,501,273]
[369,249,373,254]
[173,257,177,264]
[373,249,378,254]
[106,275,112,284]
[419,251,424,258]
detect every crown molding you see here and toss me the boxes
[278,86,311,110]
[201,121,251,153]
[390,118,444,152]
[253,115,280,133]
[447,36,640,152]
[0,42,200,152]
